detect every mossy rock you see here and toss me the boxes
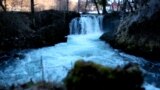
[64,60,144,90]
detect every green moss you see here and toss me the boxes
[64,60,144,90]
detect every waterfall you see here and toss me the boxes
[69,15,103,35]
[0,15,160,90]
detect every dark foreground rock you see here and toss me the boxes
[0,10,79,61]
[64,60,144,90]
[101,0,160,61]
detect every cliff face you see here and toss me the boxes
[101,0,160,61]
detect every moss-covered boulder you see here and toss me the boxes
[64,60,144,90]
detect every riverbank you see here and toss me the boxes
[0,10,80,61]
[100,0,160,61]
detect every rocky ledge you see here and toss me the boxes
[100,0,160,61]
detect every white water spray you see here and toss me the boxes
[69,15,103,35]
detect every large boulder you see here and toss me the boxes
[64,60,144,90]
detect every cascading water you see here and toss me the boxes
[70,15,103,35]
[0,15,160,90]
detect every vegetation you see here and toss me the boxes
[64,60,144,90]
[0,10,79,50]
[0,10,79,63]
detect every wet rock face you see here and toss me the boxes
[101,0,160,61]
[64,60,144,90]
[0,10,80,52]
[102,12,120,38]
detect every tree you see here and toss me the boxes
[0,0,6,11]
[20,0,23,11]
[30,0,34,13]
[102,0,107,14]
[30,0,35,28]
[97,0,107,14]
[122,0,133,12]
[93,0,100,14]
[85,0,89,12]
[66,0,69,11]
[78,0,80,12]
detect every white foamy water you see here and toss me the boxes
[70,15,103,34]
[0,15,160,90]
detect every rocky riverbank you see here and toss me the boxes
[100,0,160,61]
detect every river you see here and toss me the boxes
[0,15,160,90]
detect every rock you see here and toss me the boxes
[64,60,144,90]
[100,12,121,43]
[100,0,160,61]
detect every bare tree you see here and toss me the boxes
[30,0,35,28]
[102,0,107,14]
[122,0,133,12]
[78,0,80,12]
[4,0,6,10]
[85,0,89,12]
[20,0,23,11]
[0,0,6,11]
[66,0,69,11]
[93,0,100,14]
[30,0,35,13]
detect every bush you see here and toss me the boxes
[64,60,144,90]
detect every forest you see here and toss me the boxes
[0,0,160,90]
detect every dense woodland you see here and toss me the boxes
[0,0,149,13]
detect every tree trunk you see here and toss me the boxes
[77,0,80,12]
[122,0,127,13]
[128,1,133,12]
[66,0,69,11]
[20,0,23,11]
[30,0,35,28]
[4,0,6,10]
[102,0,107,14]
[85,0,89,12]
[0,0,6,12]
[30,0,34,14]
[93,0,100,14]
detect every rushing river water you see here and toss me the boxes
[0,15,160,90]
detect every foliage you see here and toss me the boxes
[0,10,79,52]
[64,60,144,90]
